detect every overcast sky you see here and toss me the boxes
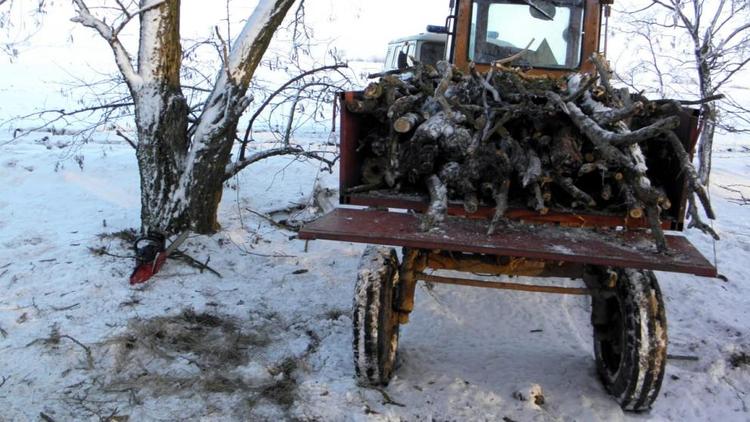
[1,0,745,126]
[2,1,452,65]
[0,0,456,122]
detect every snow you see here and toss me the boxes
[0,130,749,420]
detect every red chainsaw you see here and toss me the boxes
[129,231,189,285]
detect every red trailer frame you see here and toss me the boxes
[301,92,714,277]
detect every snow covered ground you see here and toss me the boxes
[0,131,748,421]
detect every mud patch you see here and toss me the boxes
[730,351,750,369]
[113,309,268,371]
[250,356,300,409]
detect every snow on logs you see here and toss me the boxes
[346,58,716,252]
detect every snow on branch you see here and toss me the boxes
[190,0,296,146]
[112,0,168,39]
[226,0,297,87]
[71,0,142,88]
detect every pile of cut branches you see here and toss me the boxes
[346,55,717,252]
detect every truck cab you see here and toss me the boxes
[383,32,448,71]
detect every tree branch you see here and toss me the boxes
[225,146,337,180]
[112,0,168,39]
[715,23,750,53]
[70,0,141,88]
[713,56,750,92]
[115,129,137,149]
[239,63,348,160]
[190,0,297,146]
[7,100,134,139]
[282,81,341,146]
[561,97,681,147]
[226,0,297,87]
[654,93,725,106]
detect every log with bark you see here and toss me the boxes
[345,56,717,252]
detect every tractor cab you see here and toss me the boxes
[432,0,608,76]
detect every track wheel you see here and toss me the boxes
[592,268,668,411]
[352,246,400,386]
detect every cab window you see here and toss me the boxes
[384,45,394,70]
[469,0,584,69]
[419,41,446,66]
[395,41,417,69]
[406,41,417,59]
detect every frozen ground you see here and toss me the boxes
[0,131,748,421]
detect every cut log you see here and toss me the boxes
[439,161,475,195]
[662,132,715,219]
[385,132,400,187]
[347,98,382,117]
[434,61,455,114]
[362,157,387,185]
[594,101,644,126]
[557,176,597,208]
[394,113,424,133]
[487,179,510,235]
[421,175,448,231]
[617,179,644,219]
[561,100,681,147]
[579,162,607,176]
[364,81,384,100]
[464,192,479,214]
[348,59,718,251]
[522,149,543,188]
[646,206,667,252]
[528,183,548,214]
[388,94,425,119]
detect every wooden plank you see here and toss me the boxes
[298,208,717,277]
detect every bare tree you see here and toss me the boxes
[615,0,750,186]
[69,0,307,234]
[0,0,46,59]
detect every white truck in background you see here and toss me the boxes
[383,32,447,71]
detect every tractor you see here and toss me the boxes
[300,0,715,411]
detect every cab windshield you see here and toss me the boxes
[469,0,585,69]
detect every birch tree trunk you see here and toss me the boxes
[619,0,750,188]
[183,0,295,233]
[696,56,716,186]
[73,0,297,234]
[133,0,190,231]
